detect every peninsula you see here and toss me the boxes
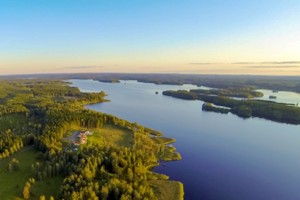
[0,79,183,200]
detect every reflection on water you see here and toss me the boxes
[255,89,300,106]
[70,79,300,200]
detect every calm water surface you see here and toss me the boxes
[255,89,300,106]
[70,79,300,200]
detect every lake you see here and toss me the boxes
[70,79,300,200]
[255,89,300,106]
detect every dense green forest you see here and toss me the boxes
[190,88,263,99]
[163,89,300,124]
[201,103,230,114]
[0,79,183,200]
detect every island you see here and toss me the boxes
[190,88,263,99]
[163,89,300,124]
[0,79,183,200]
[202,103,230,114]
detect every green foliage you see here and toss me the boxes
[162,90,197,100]
[0,147,40,199]
[0,114,36,134]
[39,195,46,200]
[7,158,19,172]
[191,88,263,98]
[0,79,182,199]
[231,106,252,118]
[0,130,23,159]
[22,181,31,199]
[22,178,35,199]
[59,146,158,199]
[150,180,184,200]
[87,125,134,147]
[202,103,230,114]
[164,89,300,124]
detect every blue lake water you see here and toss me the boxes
[70,79,300,200]
[255,89,300,106]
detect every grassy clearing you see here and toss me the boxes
[150,180,184,200]
[0,114,29,134]
[92,125,134,147]
[0,147,62,200]
[0,146,39,199]
[64,124,134,147]
[31,176,64,199]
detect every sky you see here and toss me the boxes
[0,0,300,75]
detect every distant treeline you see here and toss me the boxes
[2,73,300,93]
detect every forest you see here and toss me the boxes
[163,89,300,124]
[0,79,183,200]
[189,88,263,99]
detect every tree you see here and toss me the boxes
[7,164,13,172]
[11,158,20,171]
[39,195,46,200]
[100,186,109,200]
[22,182,31,199]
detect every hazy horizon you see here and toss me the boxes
[1,0,300,75]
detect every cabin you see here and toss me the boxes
[73,132,85,145]
[72,130,92,146]
[78,133,87,144]
[80,136,86,144]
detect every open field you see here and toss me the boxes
[0,146,38,199]
[0,114,29,134]
[65,124,134,147]
[0,147,62,199]
[150,180,184,200]
[32,176,64,199]
[0,147,39,199]
[92,125,134,147]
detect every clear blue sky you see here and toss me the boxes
[1,0,300,75]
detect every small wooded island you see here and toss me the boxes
[0,79,183,200]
